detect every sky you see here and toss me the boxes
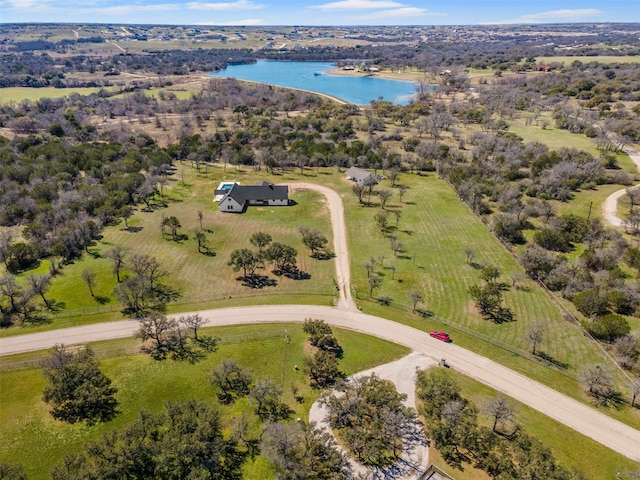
[0,0,637,26]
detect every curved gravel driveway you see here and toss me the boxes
[603,146,640,226]
[2,182,639,464]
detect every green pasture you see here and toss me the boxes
[536,55,640,65]
[0,324,410,480]
[0,87,105,104]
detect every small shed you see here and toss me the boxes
[345,166,377,185]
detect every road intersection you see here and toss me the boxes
[2,183,639,463]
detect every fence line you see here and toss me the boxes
[447,176,634,389]
[352,287,580,381]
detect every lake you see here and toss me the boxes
[209,60,417,105]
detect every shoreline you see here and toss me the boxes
[207,75,349,105]
[324,66,426,83]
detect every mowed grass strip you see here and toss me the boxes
[0,325,409,480]
[344,173,595,363]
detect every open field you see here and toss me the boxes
[0,87,106,104]
[0,324,410,480]
[4,159,639,426]
[536,55,640,65]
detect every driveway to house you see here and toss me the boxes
[2,182,640,465]
[603,146,640,226]
[288,182,357,311]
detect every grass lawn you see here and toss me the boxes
[0,87,107,104]
[0,324,410,480]
[420,367,639,480]
[1,163,336,335]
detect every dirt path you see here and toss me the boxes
[288,182,357,311]
[602,146,640,226]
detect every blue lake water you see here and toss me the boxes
[209,60,417,105]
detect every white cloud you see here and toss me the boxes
[90,3,179,15]
[498,8,602,24]
[359,6,437,19]
[311,0,404,11]
[4,0,55,10]
[186,0,263,11]
[198,17,265,24]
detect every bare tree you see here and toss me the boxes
[378,189,392,209]
[408,289,423,313]
[390,238,404,257]
[484,394,517,433]
[368,274,382,298]
[352,184,366,204]
[580,363,616,403]
[526,321,546,355]
[397,184,408,203]
[26,273,52,309]
[81,269,97,298]
[464,247,475,265]
[631,376,640,407]
[106,247,127,283]
[197,210,204,231]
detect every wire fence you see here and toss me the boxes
[351,286,580,382]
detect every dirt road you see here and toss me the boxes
[3,304,640,462]
[602,146,640,226]
[2,182,639,464]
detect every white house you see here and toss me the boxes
[345,166,377,185]
[218,181,289,213]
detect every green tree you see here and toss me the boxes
[304,350,342,388]
[299,227,329,257]
[51,400,246,480]
[261,422,351,480]
[322,374,416,467]
[264,242,297,273]
[42,345,118,425]
[210,359,253,403]
[228,248,260,279]
[587,314,631,342]
[249,231,272,253]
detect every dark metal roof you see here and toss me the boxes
[222,182,288,203]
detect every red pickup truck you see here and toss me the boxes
[429,331,452,342]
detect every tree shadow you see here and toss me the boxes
[533,351,569,369]
[239,275,277,289]
[122,226,143,233]
[417,308,434,318]
[311,251,335,260]
[280,267,311,280]
[22,313,52,326]
[200,250,217,257]
[47,300,66,313]
[94,295,111,305]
